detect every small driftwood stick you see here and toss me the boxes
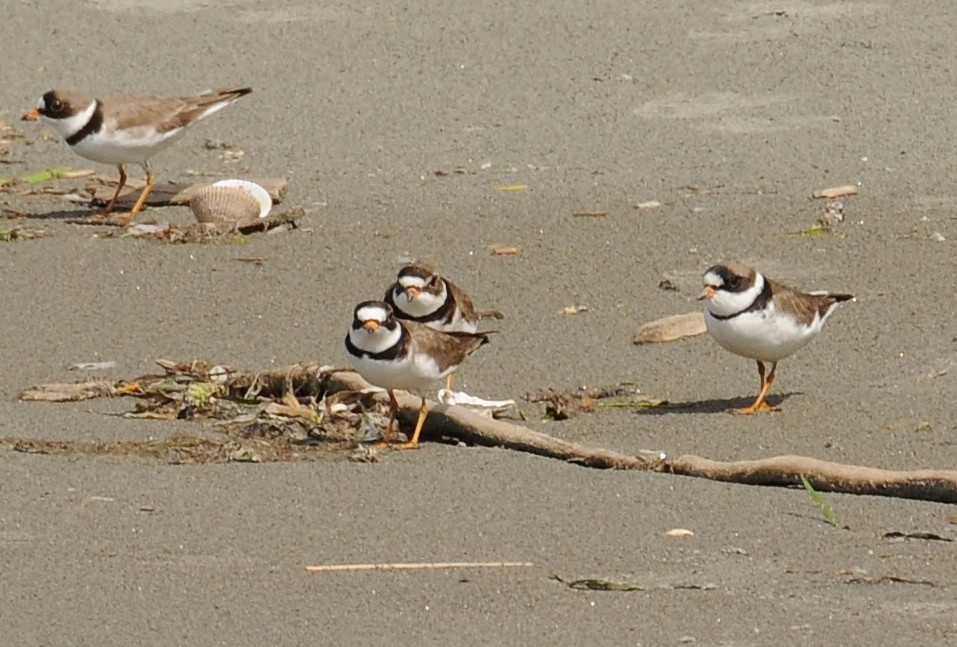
[87,177,289,208]
[19,380,118,401]
[236,207,304,234]
[665,455,957,504]
[322,369,657,470]
[304,561,533,573]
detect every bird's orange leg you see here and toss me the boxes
[395,396,428,450]
[99,165,127,216]
[444,373,454,391]
[733,361,780,415]
[126,163,156,220]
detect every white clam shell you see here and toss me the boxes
[189,179,272,227]
[210,179,272,219]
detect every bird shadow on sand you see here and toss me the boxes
[638,392,799,415]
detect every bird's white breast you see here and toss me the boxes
[350,352,432,392]
[347,328,451,393]
[393,288,478,333]
[704,303,823,362]
[394,288,443,318]
[71,123,186,165]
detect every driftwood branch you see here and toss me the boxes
[322,369,657,470]
[664,455,957,504]
[15,359,957,504]
[321,369,957,503]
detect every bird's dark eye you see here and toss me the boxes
[51,100,62,111]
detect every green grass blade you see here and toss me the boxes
[22,166,72,185]
[800,474,840,527]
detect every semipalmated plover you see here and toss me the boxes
[700,263,853,415]
[22,86,252,221]
[384,263,480,333]
[345,300,492,449]
[384,263,482,389]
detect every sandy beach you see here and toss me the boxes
[2,1,956,644]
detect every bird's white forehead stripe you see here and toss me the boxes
[356,304,387,321]
[704,270,722,287]
[399,276,428,289]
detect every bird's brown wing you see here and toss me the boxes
[404,320,492,373]
[104,87,252,133]
[445,278,478,324]
[769,278,852,326]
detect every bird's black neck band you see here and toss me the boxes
[710,277,772,321]
[66,100,103,146]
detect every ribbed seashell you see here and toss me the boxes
[189,179,272,229]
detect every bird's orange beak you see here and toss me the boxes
[21,108,40,121]
[698,286,716,301]
[405,286,421,299]
[362,320,380,333]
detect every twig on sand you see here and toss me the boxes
[304,561,534,573]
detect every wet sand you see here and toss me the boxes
[2,1,956,644]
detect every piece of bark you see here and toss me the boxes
[664,454,957,504]
[633,311,707,344]
[86,177,288,209]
